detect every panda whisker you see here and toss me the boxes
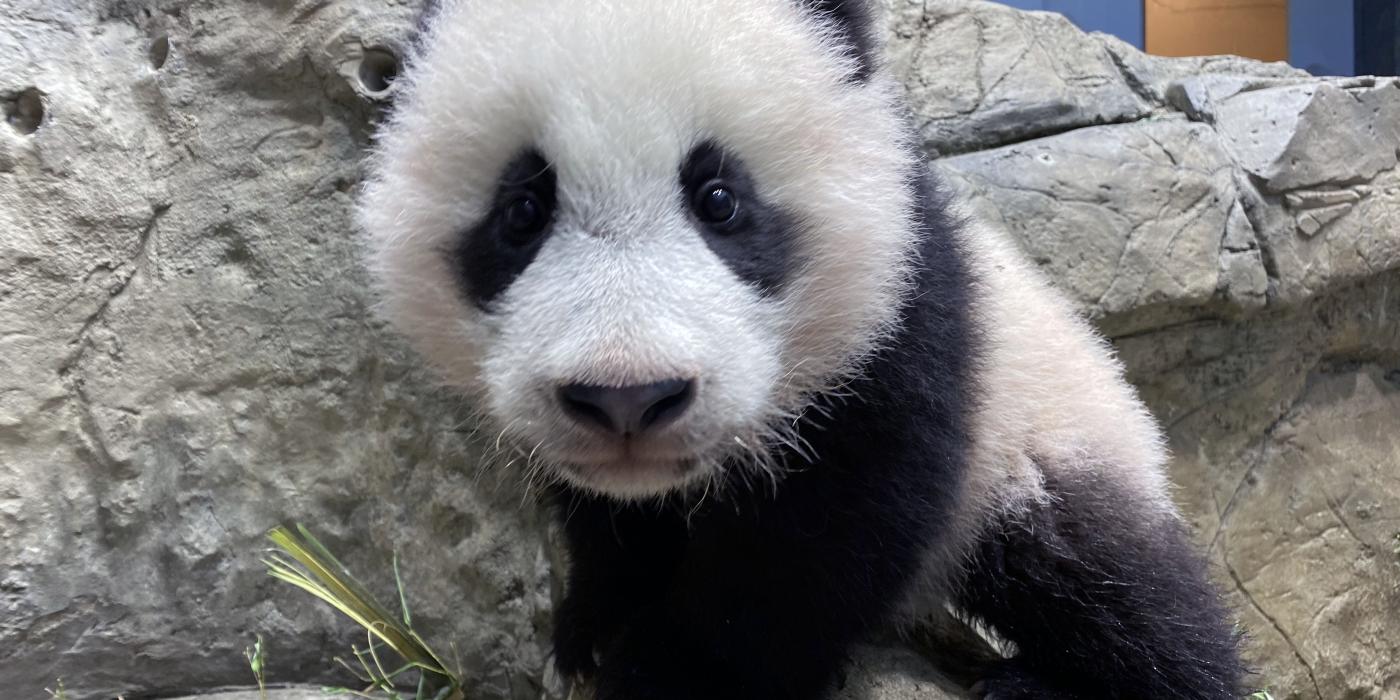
[495,418,522,453]
[685,475,713,525]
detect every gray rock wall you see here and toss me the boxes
[1,1,1396,699]
[1,2,552,698]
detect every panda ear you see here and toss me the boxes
[804,0,877,82]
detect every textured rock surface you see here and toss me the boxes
[937,117,1258,334]
[1,1,1397,699]
[1117,284,1400,700]
[166,690,330,700]
[836,645,966,700]
[0,2,551,699]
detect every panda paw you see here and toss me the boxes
[972,660,1082,700]
[590,616,716,700]
[551,593,603,681]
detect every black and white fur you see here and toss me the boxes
[359,1,1247,698]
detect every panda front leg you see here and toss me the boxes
[549,491,689,683]
[955,470,1247,700]
[580,515,936,699]
[562,452,958,700]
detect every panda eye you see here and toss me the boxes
[501,193,548,243]
[694,179,739,226]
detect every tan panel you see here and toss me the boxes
[1146,0,1289,62]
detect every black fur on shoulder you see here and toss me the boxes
[549,166,980,699]
[801,0,879,82]
[956,469,1248,700]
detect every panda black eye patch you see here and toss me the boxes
[680,141,796,294]
[453,149,557,309]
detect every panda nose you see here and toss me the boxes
[558,379,696,436]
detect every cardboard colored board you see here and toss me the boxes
[1146,0,1289,62]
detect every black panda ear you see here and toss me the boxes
[804,0,877,82]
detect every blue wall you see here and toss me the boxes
[995,0,1145,49]
[996,0,1367,76]
[1354,0,1398,75]
[1291,0,1355,75]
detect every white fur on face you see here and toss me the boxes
[358,0,919,499]
[478,201,785,499]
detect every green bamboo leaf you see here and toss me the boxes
[262,524,464,697]
[265,529,433,668]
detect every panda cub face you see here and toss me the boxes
[359,0,919,500]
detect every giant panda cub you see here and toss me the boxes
[358,1,1247,698]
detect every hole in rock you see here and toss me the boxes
[150,35,171,70]
[4,88,45,135]
[358,48,399,96]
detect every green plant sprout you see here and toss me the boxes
[264,524,466,700]
[245,634,268,699]
[44,679,69,700]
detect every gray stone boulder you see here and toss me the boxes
[879,0,1307,158]
[2,1,1398,699]
[881,0,1152,157]
[937,117,1262,335]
